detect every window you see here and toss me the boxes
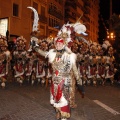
[0,18,8,36]
[33,2,38,11]
[41,6,45,16]
[49,17,60,28]
[13,3,19,17]
[40,25,45,35]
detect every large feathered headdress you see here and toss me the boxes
[57,20,87,45]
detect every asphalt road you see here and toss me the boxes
[0,82,120,120]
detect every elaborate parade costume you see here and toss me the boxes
[35,55,46,85]
[25,51,37,84]
[32,38,83,120]
[95,45,106,85]
[13,36,27,85]
[0,34,11,88]
[28,6,86,120]
[104,46,116,84]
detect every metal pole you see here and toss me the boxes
[110,0,112,30]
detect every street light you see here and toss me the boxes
[107,32,115,40]
[107,31,115,46]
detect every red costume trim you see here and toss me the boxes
[0,64,5,74]
[56,38,64,43]
[51,80,64,102]
[61,105,70,113]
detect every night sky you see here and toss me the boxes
[98,0,120,43]
[100,0,120,20]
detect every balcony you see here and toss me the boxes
[39,14,47,24]
[65,13,76,21]
[48,9,63,20]
[82,15,90,23]
[65,1,77,10]
[84,9,90,14]
[65,6,77,13]
[83,0,90,6]
[31,14,47,24]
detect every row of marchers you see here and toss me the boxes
[0,35,116,88]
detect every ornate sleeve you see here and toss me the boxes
[70,53,82,85]
[34,47,47,57]
[72,63,82,85]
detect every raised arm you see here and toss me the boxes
[34,46,47,57]
[30,39,48,57]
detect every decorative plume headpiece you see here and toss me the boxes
[0,34,8,47]
[16,36,26,47]
[27,6,39,32]
[102,40,111,50]
[27,6,40,51]
[57,18,87,45]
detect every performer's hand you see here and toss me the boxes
[77,84,85,98]
[30,40,36,47]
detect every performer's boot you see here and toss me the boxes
[56,112,61,119]
[79,90,85,98]
[93,81,96,86]
[45,78,48,88]
[55,108,61,119]
[19,79,23,86]
[37,78,40,84]
[31,80,34,85]
[110,78,114,85]
[61,117,67,120]
[1,82,5,88]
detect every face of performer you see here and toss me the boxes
[1,46,7,51]
[55,41,64,50]
[17,46,23,51]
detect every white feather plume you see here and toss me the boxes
[27,6,39,31]
[73,22,86,34]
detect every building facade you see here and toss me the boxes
[0,0,99,45]
[64,0,99,42]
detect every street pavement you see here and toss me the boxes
[0,82,120,120]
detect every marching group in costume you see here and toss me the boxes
[0,34,11,88]
[0,34,116,89]
[0,7,118,120]
[75,39,116,87]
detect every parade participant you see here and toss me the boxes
[56,22,87,108]
[31,36,84,120]
[96,44,106,85]
[25,51,37,85]
[87,43,97,86]
[13,36,27,85]
[0,34,11,88]
[35,53,46,85]
[105,46,116,85]
[28,7,86,120]
[77,40,89,86]
[102,40,116,85]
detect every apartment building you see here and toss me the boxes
[88,0,99,42]
[46,0,65,39]
[64,0,99,42]
[0,0,99,44]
